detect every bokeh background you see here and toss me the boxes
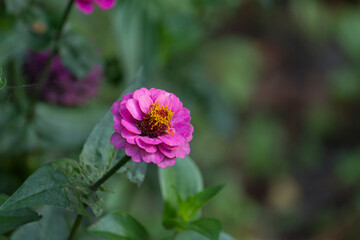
[1,0,360,239]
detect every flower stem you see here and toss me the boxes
[27,0,75,120]
[67,214,83,240]
[90,155,131,191]
[67,155,131,240]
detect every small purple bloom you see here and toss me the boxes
[23,51,103,106]
[75,0,116,14]
[110,88,194,168]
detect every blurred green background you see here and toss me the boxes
[1,0,360,239]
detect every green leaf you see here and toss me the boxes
[4,0,28,14]
[0,78,5,90]
[175,231,208,240]
[178,185,224,222]
[11,206,69,240]
[184,218,221,240]
[116,150,148,187]
[59,34,100,79]
[0,159,89,216]
[88,211,150,240]
[79,69,145,182]
[0,194,41,234]
[158,156,203,228]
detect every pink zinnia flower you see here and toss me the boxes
[75,0,116,14]
[110,88,193,168]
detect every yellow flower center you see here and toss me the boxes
[136,102,174,138]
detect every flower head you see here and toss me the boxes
[23,50,103,106]
[110,88,193,168]
[75,0,116,14]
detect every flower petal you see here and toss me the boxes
[140,150,164,164]
[135,138,157,153]
[158,144,176,158]
[126,99,143,120]
[120,128,137,144]
[174,143,190,158]
[138,94,153,114]
[125,143,142,162]
[138,136,162,145]
[157,158,176,168]
[158,134,185,146]
[95,0,116,9]
[121,119,141,134]
[133,87,150,100]
[110,132,126,149]
[155,93,170,107]
[76,1,94,14]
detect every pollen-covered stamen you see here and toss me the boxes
[136,101,174,138]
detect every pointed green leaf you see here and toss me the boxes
[158,156,203,228]
[89,211,150,240]
[11,206,69,240]
[176,218,221,240]
[80,69,145,183]
[0,194,41,234]
[178,185,224,221]
[0,159,89,216]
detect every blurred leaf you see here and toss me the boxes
[4,0,28,14]
[79,69,145,182]
[11,206,69,240]
[178,185,224,222]
[158,156,203,228]
[0,159,89,216]
[34,103,106,149]
[88,211,150,240]
[219,232,236,240]
[115,146,147,187]
[59,34,100,79]
[0,194,41,234]
[336,149,360,185]
[0,23,28,63]
[328,67,360,101]
[175,230,208,240]
[0,78,5,90]
[111,0,156,83]
[182,218,221,240]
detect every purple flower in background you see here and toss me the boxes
[75,0,116,14]
[23,51,102,106]
[110,88,193,168]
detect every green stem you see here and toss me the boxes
[67,214,83,240]
[67,155,131,240]
[90,155,131,191]
[27,0,75,120]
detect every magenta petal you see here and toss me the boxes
[76,1,94,14]
[120,129,137,144]
[174,143,190,158]
[125,144,142,162]
[95,0,116,9]
[111,101,120,115]
[140,150,164,163]
[174,123,194,142]
[135,138,157,153]
[121,119,141,134]
[157,158,176,168]
[126,99,143,120]
[158,134,185,146]
[167,94,182,113]
[133,88,150,100]
[155,93,170,107]
[122,92,133,101]
[119,102,133,122]
[113,122,122,133]
[158,144,176,158]
[172,108,191,125]
[138,95,153,114]
[138,136,162,145]
[110,132,126,149]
